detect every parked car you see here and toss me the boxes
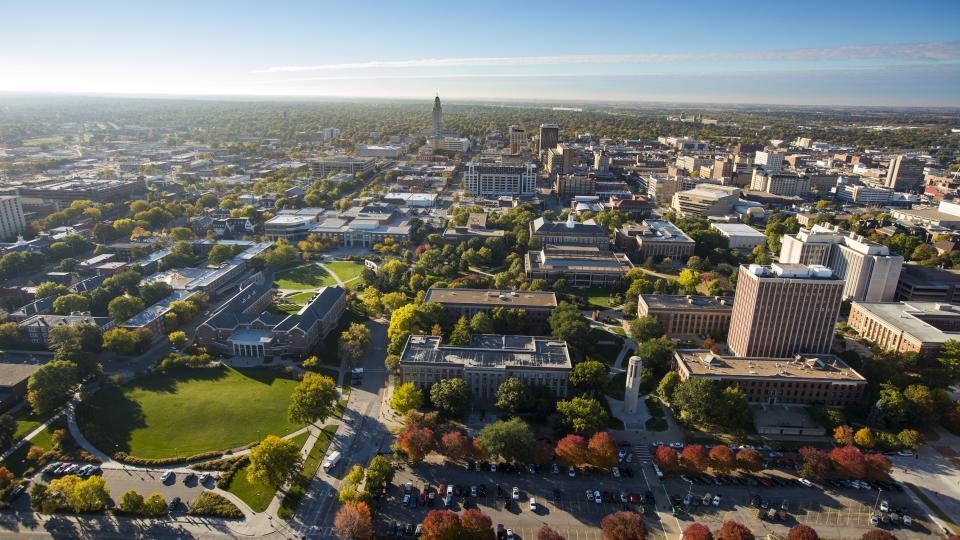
[568,466,576,478]
[612,467,621,478]
[529,498,537,511]
[880,500,890,512]
[161,471,175,483]
[594,490,601,504]
[512,487,520,500]
[586,490,593,502]
[552,463,559,475]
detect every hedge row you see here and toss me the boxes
[216,456,250,490]
[193,454,248,472]
[112,450,224,467]
[187,491,243,519]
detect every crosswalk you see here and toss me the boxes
[635,444,652,463]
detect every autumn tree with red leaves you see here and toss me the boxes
[860,530,894,540]
[555,434,589,467]
[600,511,647,540]
[680,444,709,473]
[709,445,735,472]
[439,431,473,461]
[864,453,892,481]
[537,525,566,540]
[798,447,830,481]
[715,520,754,540]
[459,508,494,540]
[682,523,714,540]
[421,510,462,540]
[588,432,619,470]
[830,445,867,479]
[396,425,435,463]
[333,501,373,540]
[654,445,679,472]
[735,448,762,473]
[787,524,819,540]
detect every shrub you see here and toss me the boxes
[188,491,243,519]
[216,456,251,489]
[113,450,223,466]
[194,455,248,471]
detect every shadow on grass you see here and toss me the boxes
[75,386,146,455]
[277,264,332,288]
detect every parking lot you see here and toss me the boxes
[376,448,935,539]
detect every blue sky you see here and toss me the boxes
[2,0,959,106]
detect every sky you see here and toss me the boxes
[2,0,960,106]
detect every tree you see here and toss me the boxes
[108,295,145,322]
[654,446,679,472]
[0,467,13,489]
[391,382,425,414]
[709,445,735,473]
[459,508,494,540]
[0,322,25,348]
[735,448,763,473]
[937,339,960,379]
[570,361,609,391]
[0,413,16,449]
[247,435,302,487]
[35,282,68,299]
[27,360,79,414]
[208,244,239,265]
[288,372,338,425]
[364,455,394,494]
[537,525,566,540]
[476,418,535,464]
[657,372,681,402]
[334,501,374,540]
[449,316,471,346]
[854,427,876,449]
[340,322,372,366]
[396,425,435,463]
[829,445,866,479]
[555,434,589,467]
[682,523,714,540]
[672,378,720,425]
[53,293,91,315]
[897,429,923,450]
[864,453,892,481]
[860,530,894,540]
[787,524,819,540]
[430,378,470,418]
[832,425,854,445]
[600,510,646,540]
[47,474,110,512]
[680,445,709,473]
[630,316,663,342]
[715,521,753,540]
[421,510,462,540]
[588,432,618,470]
[495,377,528,415]
[548,302,590,350]
[469,312,495,335]
[797,447,830,480]
[678,269,700,289]
[102,328,139,354]
[556,394,608,434]
[440,431,473,461]
[168,330,188,348]
[264,242,299,267]
[143,492,168,516]
[119,489,145,514]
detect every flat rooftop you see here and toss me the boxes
[0,363,41,387]
[632,220,695,243]
[401,334,571,370]
[853,301,960,343]
[711,223,766,237]
[424,288,558,309]
[640,294,733,311]
[675,350,866,382]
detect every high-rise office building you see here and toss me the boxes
[432,95,443,140]
[779,224,903,301]
[754,150,784,173]
[508,125,527,154]
[0,196,26,240]
[884,156,924,191]
[727,263,844,357]
[539,123,560,154]
[463,162,537,196]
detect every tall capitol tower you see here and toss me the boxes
[432,94,443,139]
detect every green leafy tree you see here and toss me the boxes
[248,435,302,487]
[494,377,528,416]
[629,315,664,342]
[657,372,681,402]
[143,492,168,516]
[430,378,470,418]
[119,489,145,514]
[570,360,608,391]
[53,294,91,315]
[548,302,590,349]
[0,413,16,449]
[27,360,79,414]
[391,382,425,414]
[556,395,608,434]
[449,316,471,346]
[476,417,536,463]
[469,312,495,334]
[108,295,145,322]
[35,282,68,299]
[288,372,338,425]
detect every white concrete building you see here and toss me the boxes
[754,151,784,173]
[711,223,767,250]
[0,196,26,240]
[463,162,537,196]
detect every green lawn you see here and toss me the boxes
[2,417,66,477]
[279,425,338,518]
[12,408,48,441]
[226,463,275,512]
[325,261,364,283]
[288,431,309,450]
[287,291,318,305]
[274,264,337,290]
[585,287,614,309]
[76,367,305,459]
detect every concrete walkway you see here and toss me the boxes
[611,340,637,371]
[0,409,65,463]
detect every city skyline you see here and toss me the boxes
[2,0,960,106]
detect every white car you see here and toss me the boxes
[470,485,477,497]
[552,463,559,475]
[586,490,593,501]
[506,529,515,540]
[799,478,813,487]
[897,450,915,457]
[529,498,537,511]
[880,500,889,512]
[669,442,684,449]
[870,513,879,526]
[618,449,627,461]
[161,471,175,483]
[712,495,721,507]
[903,515,912,527]
[594,490,601,504]
[490,463,497,472]
[512,487,520,500]
[569,466,576,478]
[612,467,621,478]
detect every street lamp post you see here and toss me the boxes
[873,487,884,514]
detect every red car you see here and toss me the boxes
[628,492,640,504]
[436,484,445,497]
[420,491,427,505]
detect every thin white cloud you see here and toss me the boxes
[256,41,960,73]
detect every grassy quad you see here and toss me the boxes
[274,264,337,290]
[76,367,304,459]
[324,260,364,283]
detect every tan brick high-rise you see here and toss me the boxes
[727,263,844,357]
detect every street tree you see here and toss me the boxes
[715,520,753,540]
[287,372,338,425]
[494,377,528,415]
[600,510,646,540]
[588,432,618,470]
[396,425,435,463]
[390,382,425,414]
[334,501,374,540]
[429,378,470,418]
[709,445,735,472]
[476,418,535,464]
[555,434,589,467]
[439,431,473,461]
[247,435,302,487]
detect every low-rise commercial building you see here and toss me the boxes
[524,245,633,287]
[615,220,695,260]
[638,295,733,338]
[442,212,505,243]
[424,288,557,334]
[309,156,376,177]
[673,350,867,406]
[896,265,960,302]
[847,301,960,357]
[399,334,572,399]
[710,223,767,251]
